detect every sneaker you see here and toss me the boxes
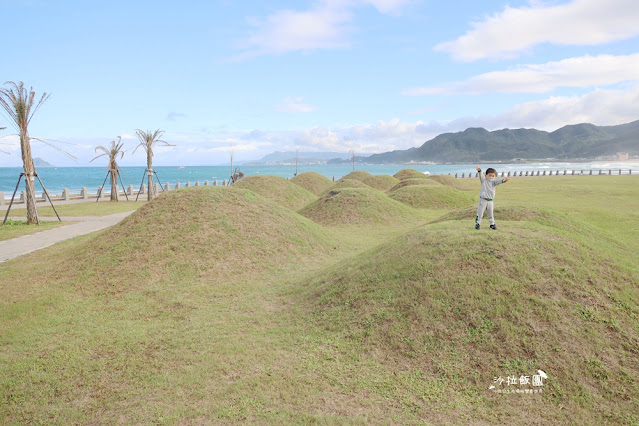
[490,224,497,230]
[475,223,480,230]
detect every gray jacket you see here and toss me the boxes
[478,170,506,200]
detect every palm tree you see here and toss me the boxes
[91,137,125,201]
[0,81,50,224]
[134,129,173,200]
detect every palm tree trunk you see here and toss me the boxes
[110,167,119,201]
[20,134,38,224]
[147,148,154,201]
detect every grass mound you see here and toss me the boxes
[321,178,370,196]
[388,177,443,193]
[427,174,472,190]
[300,216,639,423]
[64,187,336,290]
[232,174,317,210]
[388,185,475,209]
[299,187,424,226]
[393,168,429,180]
[290,172,334,196]
[362,174,400,191]
[342,170,373,182]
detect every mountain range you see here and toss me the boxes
[248,151,350,165]
[335,120,639,164]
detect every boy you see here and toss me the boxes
[474,165,510,230]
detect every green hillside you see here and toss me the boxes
[297,208,639,423]
[363,120,639,162]
[1,175,638,424]
[231,174,317,210]
[290,172,334,195]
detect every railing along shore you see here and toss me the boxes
[0,168,634,206]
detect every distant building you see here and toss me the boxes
[595,152,629,161]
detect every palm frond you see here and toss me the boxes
[91,136,125,165]
[31,137,77,160]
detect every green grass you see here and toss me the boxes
[388,185,476,209]
[0,219,65,241]
[300,187,429,226]
[393,168,431,180]
[290,172,334,196]
[6,200,144,217]
[232,174,318,210]
[0,176,638,423]
[362,174,400,191]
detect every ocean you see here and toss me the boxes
[1,161,637,196]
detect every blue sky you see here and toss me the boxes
[1,0,638,166]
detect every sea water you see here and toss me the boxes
[1,161,637,196]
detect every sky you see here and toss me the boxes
[1,0,639,166]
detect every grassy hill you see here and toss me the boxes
[363,174,400,191]
[296,208,639,423]
[290,172,334,196]
[393,168,430,180]
[388,185,476,209]
[342,170,373,182]
[1,175,638,423]
[231,174,317,210]
[388,177,443,193]
[299,187,425,226]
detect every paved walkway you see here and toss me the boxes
[0,211,135,263]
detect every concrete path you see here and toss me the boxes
[0,211,135,263]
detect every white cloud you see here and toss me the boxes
[234,5,353,59]
[3,84,636,167]
[275,97,318,113]
[430,84,639,132]
[404,53,639,95]
[166,112,186,121]
[485,84,639,130]
[435,0,639,61]
[233,0,411,59]
[363,0,413,14]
